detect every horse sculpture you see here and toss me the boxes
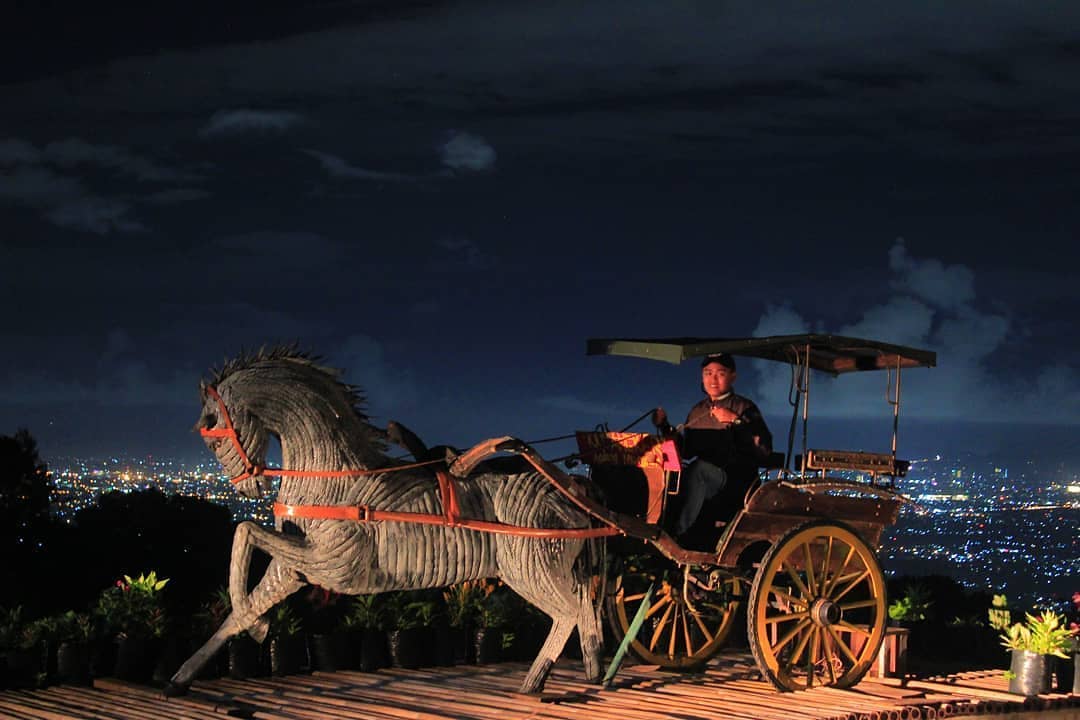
[167,349,607,695]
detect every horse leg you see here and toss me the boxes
[519,617,576,695]
[226,520,286,643]
[576,591,604,683]
[167,528,312,695]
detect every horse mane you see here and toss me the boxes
[205,344,386,452]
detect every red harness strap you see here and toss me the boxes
[272,500,618,538]
[203,384,619,540]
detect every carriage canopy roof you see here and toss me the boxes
[586,334,936,375]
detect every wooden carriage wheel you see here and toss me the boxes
[608,559,744,669]
[748,521,886,691]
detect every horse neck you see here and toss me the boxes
[264,400,388,506]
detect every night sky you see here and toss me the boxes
[2,1,1078,464]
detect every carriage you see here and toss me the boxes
[572,334,936,691]
[168,333,935,697]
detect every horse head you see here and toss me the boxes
[195,348,389,499]
[196,377,274,499]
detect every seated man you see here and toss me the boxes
[654,352,772,537]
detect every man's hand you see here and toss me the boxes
[709,406,740,424]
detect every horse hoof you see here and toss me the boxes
[163,681,190,698]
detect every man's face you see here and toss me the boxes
[702,363,735,399]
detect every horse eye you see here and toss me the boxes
[203,413,217,430]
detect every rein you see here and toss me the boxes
[201,385,619,540]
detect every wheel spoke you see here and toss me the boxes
[803,542,818,597]
[781,559,813,600]
[836,620,871,637]
[770,586,810,610]
[623,591,649,602]
[785,624,815,671]
[819,536,834,596]
[681,604,694,657]
[832,568,871,603]
[691,608,715,643]
[824,544,856,596]
[764,609,810,624]
[648,602,674,651]
[822,630,838,685]
[838,598,878,612]
[667,602,679,657]
[644,594,671,619]
[771,617,811,654]
[808,627,821,687]
[825,624,859,665]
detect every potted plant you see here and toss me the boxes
[52,611,93,685]
[191,586,231,679]
[268,602,305,676]
[0,606,42,689]
[442,581,485,665]
[1054,591,1080,694]
[474,581,514,665]
[306,586,353,672]
[888,583,932,626]
[93,571,169,683]
[343,594,388,672]
[997,609,1074,697]
[386,592,437,669]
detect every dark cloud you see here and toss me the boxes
[302,149,414,182]
[41,139,199,183]
[0,137,204,233]
[433,237,495,271]
[303,130,495,183]
[751,240,1076,424]
[438,131,496,172]
[145,188,212,205]
[535,394,632,418]
[200,109,305,137]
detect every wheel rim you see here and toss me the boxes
[749,523,886,691]
[610,560,743,669]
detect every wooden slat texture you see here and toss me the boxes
[1,653,1077,720]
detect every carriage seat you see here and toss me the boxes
[575,431,679,524]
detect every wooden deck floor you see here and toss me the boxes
[1,653,1077,720]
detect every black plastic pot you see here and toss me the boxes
[90,638,116,679]
[1054,652,1078,694]
[388,628,429,669]
[152,636,189,685]
[228,635,264,679]
[56,642,91,685]
[436,626,471,666]
[473,627,503,665]
[1008,649,1051,697]
[4,644,45,688]
[114,637,158,683]
[358,630,388,672]
[510,625,546,662]
[270,634,307,676]
[309,633,353,672]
